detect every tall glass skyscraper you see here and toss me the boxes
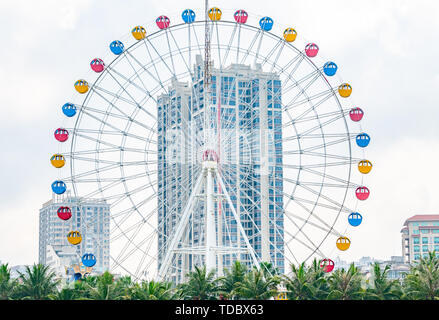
[157,55,284,279]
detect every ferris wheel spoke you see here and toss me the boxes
[288,109,350,125]
[291,195,351,215]
[164,30,177,75]
[269,41,285,73]
[221,23,237,66]
[145,38,176,77]
[260,38,284,68]
[72,128,156,144]
[167,27,192,76]
[240,29,261,64]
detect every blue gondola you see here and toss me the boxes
[323,62,338,76]
[348,212,363,227]
[259,17,273,31]
[62,103,77,117]
[82,253,97,267]
[51,180,66,195]
[73,273,82,281]
[356,133,371,148]
[182,9,196,23]
[110,40,124,55]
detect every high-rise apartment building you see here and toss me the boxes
[39,192,110,275]
[401,215,439,264]
[157,55,284,279]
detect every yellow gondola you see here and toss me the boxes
[358,160,373,174]
[132,26,146,40]
[283,28,297,42]
[338,83,352,98]
[50,154,65,168]
[336,236,351,251]
[208,7,222,21]
[74,80,89,94]
[67,231,82,245]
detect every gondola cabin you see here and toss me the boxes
[338,83,352,98]
[67,231,82,245]
[320,258,335,273]
[356,133,370,148]
[182,9,196,23]
[132,26,146,40]
[323,62,337,76]
[62,103,77,117]
[51,180,66,195]
[208,7,222,21]
[90,58,105,73]
[358,160,373,174]
[283,28,297,42]
[82,253,97,267]
[57,206,72,221]
[156,15,170,29]
[356,186,370,201]
[110,40,124,55]
[54,128,69,142]
[259,17,273,31]
[348,212,363,227]
[74,80,89,94]
[234,10,248,24]
[50,154,65,168]
[349,107,364,122]
[336,237,351,251]
[305,43,319,57]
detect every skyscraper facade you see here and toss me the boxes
[39,192,110,275]
[157,55,284,279]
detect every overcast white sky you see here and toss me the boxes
[0,0,438,266]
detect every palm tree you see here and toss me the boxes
[258,262,279,279]
[178,266,219,300]
[236,269,279,300]
[15,264,59,300]
[327,263,364,300]
[130,280,175,300]
[48,287,76,300]
[87,271,125,300]
[0,264,17,300]
[217,261,247,299]
[404,251,439,300]
[365,263,402,300]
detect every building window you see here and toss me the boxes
[414,245,420,252]
[413,229,419,234]
[413,238,420,244]
[435,237,439,244]
[421,229,430,234]
[422,245,429,252]
[422,237,428,244]
[414,254,420,260]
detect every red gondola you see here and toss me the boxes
[57,206,72,221]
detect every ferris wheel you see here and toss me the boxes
[50,5,372,283]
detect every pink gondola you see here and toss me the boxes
[234,9,248,24]
[156,15,170,30]
[349,107,364,122]
[320,259,335,273]
[90,58,105,73]
[355,186,370,201]
[305,43,319,58]
[54,128,69,142]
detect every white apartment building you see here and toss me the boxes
[401,214,439,264]
[39,191,110,275]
